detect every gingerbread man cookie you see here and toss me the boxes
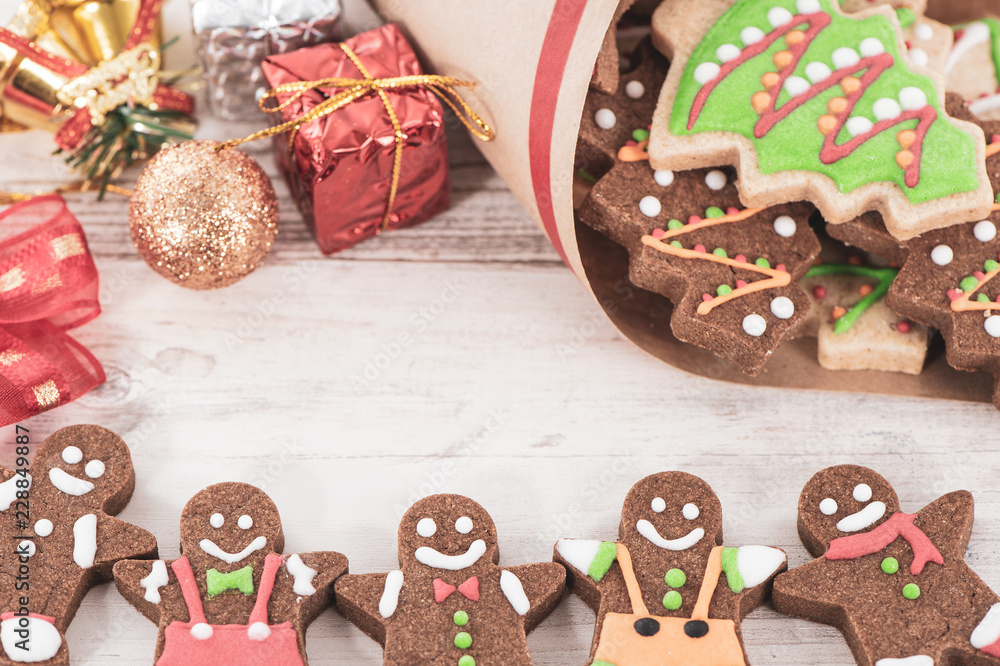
[773,465,1000,664]
[335,494,565,665]
[647,0,993,239]
[0,425,157,665]
[555,472,786,665]
[113,482,347,665]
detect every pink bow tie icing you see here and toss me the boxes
[433,576,480,603]
[825,512,944,574]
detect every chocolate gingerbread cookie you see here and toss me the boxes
[555,472,786,665]
[335,494,565,665]
[113,482,347,665]
[773,465,1000,665]
[0,425,157,665]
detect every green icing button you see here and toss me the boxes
[895,7,916,28]
[881,557,899,574]
[903,583,921,600]
[453,611,469,626]
[667,219,684,230]
[717,285,733,296]
[665,568,686,588]
[458,657,476,666]
[961,276,980,293]
[454,632,473,649]
[663,590,683,610]
[633,128,650,142]
[706,207,724,219]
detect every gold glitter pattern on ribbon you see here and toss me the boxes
[51,232,85,260]
[0,265,26,292]
[32,379,59,410]
[0,350,26,367]
[31,272,62,295]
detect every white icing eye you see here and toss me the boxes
[455,516,473,534]
[853,483,873,502]
[62,446,83,464]
[210,513,224,528]
[238,515,253,530]
[651,497,666,513]
[85,460,105,479]
[34,519,53,537]
[682,503,699,520]
[417,518,437,538]
[820,498,838,515]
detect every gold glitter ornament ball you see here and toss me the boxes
[128,140,279,290]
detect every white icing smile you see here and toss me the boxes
[636,519,705,551]
[415,539,486,570]
[836,501,887,533]
[199,536,267,564]
[49,468,94,496]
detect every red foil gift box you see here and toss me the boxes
[261,24,449,255]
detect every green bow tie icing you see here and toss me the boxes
[206,565,254,597]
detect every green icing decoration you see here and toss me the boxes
[987,260,1000,273]
[667,219,684,230]
[671,0,981,204]
[755,258,770,269]
[589,542,619,582]
[665,568,687,588]
[713,248,729,258]
[577,169,597,185]
[979,294,992,304]
[985,19,1000,87]
[895,8,916,29]
[718,284,734,296]
[706,206,725,218]
[454,611,469,626]
[961,276,980,293]
[206,565,254,597]
[671,241,683,248]
[458,657,476,666]
[633,128,651,142]
[903,583,921,600]
[454,632,473,649]
[720,547,745,593]
[663,590,683,610]
[804,264,898,334]
[591,662,616,666]
[881,557,899,574]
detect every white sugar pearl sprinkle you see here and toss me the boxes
[741,27,765,45]
[974,221,997,242]
[768,7,793,27]
[639,196,662,217]
[797,0,821,13]
[773,215,797,237]
[915,23,934,41]
[717,44,741,62]
[705,170,727,190]
[594,108,616,130]
[654,170,675,187]
[930,245,954,266]
[694,62,721,85]
[910,48,929,68]
[771,296,795,319]
[625,81,645,99]
[743,314,767,337]
[986,315,1000,338]
[859,38,885,57]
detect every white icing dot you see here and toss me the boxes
[770,296,795,319]
[975,221,997,242]
[694,62,721,85]
[594,108,616,130]
[247,622,270,641]
[915,23,934,41]
[873,98,901,121]
[85,460,105,479]
[796,0,821,13]
[820,498,838,515]
[853,483,873,502]
[986,315,1000,338]
[859,38,885,57]
[741,26,766,45]
[682,503,700,520]
[651,497,666,513]
[743,314,767,337]
[717,44,741,63]
[455,516,473,534]
[34,519,53,537]
[639,196,662,217]
[832,47,860,69]
[191,623,213,640]
[805,62,832,83]
[19,540,35,557]
[62,446,83,464]
[238,514,253,530]
[416,517,437,537]
[784,75,810,97]
[910,48,929,68]
[705,170,727,190]
[773,215,797,237]
[768,7,794,27]
[930,245,954,266]
[210,513,224,528]
[625,80,645,99]
[899,86,928,111]
[654,170,675,187]
[846,116,874,137]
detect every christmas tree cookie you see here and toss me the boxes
[648,0,994,240]
[773,465,1000,664]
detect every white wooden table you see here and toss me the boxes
[1,1,998,664]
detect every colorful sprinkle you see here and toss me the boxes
[881,557,899,574]
[717,285,733,296]
[902,583,920,600]
[979,294,992,304]
[694,244,707,253]
[633,128,650,142]
[832,306,848,320]
[859,284,874,297]
[458,657,476,666]
[960,276,980,293]
[667,219,684,230]
[897,321,911,334]
[665,568,687,588]
[813,286,827,299]
[755,258,771,269]
[454,611,469,626]
[713,248,728,258]
[706,207,725,218]
[663,591,683,610]
[987,260,1000,273]
[454,632,473,649]
[671,241,683,249]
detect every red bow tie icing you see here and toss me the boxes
[433,576,480,603]
[825,512,944,574]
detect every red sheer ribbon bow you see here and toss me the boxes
[0,196,104,426]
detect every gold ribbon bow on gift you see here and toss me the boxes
[219,42,495,231]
